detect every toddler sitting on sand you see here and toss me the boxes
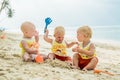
[20,21,47,63]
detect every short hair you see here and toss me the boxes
[54,26,65,36]
[77,25,92,38]
[21,21,35,32]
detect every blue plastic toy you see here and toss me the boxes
[44,17,52,33]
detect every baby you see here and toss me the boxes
[72,25,98,71]
[20,21,46,63]
[44,26,77,62]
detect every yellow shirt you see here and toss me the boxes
[19,38,35,55]
[51,40,67,56]
[79,42,96,59]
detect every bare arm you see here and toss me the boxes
[43,29,53,44]
[72,43,95,56]
[66,41,78,48]
[34,30,39,43]
[21,40,38,54]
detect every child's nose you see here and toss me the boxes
[60,38,63,41]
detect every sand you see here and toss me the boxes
[0,32,120,80]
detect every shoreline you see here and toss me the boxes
[4,28,120,42]
[4,31,120,50]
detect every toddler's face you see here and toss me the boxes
[54,33,64,43]
[24,27,36,38]
[77,32,85,42]
[27,29,36,38]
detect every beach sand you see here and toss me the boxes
[0,32,120,80]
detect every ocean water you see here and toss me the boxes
[4,25,120,42]
[92,25,120,42]
[54,25,120,42]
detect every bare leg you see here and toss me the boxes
[23,52,31,62]
[47,53,55,60]
[72,53,80,69]
[83,57,98,70]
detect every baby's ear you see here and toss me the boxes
[84,34,88,38]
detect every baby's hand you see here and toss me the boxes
[72,47,76,52]
[31,48,38,54]
[72,46,79,52]
[45,29,49,35]
[34,30,39,37]
[73,42,79,46]
[34,30,39,43]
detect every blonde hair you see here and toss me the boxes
[77,25,92,38]
[21,21,35,33]
[54,26,65,36]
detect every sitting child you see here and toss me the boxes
[44,26,77,62]
[72,25,98,71]
[20,21,47,63]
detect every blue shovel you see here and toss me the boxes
[44,17,52,33]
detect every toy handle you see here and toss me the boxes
[44,17,52,33]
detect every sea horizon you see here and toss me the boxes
[3,25,120,43]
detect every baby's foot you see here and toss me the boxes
[82,68,88,73]
[47,54,55,60]
[23,57,31,62]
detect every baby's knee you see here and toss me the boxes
[23,56,31,62]
[48,53,54,56]
[23,53,31,62]
[92,57,98,63]
[47,53,55,59]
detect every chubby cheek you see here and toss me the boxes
[60,38,64,41]
[77,35,83,42]
[28,33,33,36]
[28,32,35,37]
